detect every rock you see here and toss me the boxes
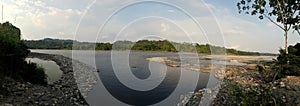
[293,86,299,91]
[295,99,300,104]
[206,89,212,94]
[280,82,286,88]
[245,64,257,70]
[3,104,13,106]
[15,92,22,96]
[286,85,291,90]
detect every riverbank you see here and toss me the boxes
[146,55,274,73]
[0,52,97,105]
[201,55,276,63]
[181,64,300,105]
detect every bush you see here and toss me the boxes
[272,43,300,80]
[21,62,47,85]
[0,22,47,85]
[227,83,283,105]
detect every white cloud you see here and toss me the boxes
[160,22,169,33]
[227,45,240,49]
[1,0,83,40]
[167,10,175,13]
[2,0,296,53]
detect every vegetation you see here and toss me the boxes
[237,0,300,55]
[227,83,283,106]
[25,38,266,55]
[0,22,47,86]
[273,43,300,80]
[26,38,74,49]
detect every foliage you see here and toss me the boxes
[21,62,47,84]
[0,22,46,85]
[26,38,74,49]
[274,43,300,78]
[25,38,264,55]
[131,40,177,52]
[227,83,283,105]
[237,0,299,33]
[112,40,133,50]
[237,0,300,55]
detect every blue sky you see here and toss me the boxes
[0,0,299,53]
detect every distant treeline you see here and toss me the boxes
[25,38,275,56]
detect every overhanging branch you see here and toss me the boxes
[263,14,285,30]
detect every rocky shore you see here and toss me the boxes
[0,52,97,105]
[180,64,300,106]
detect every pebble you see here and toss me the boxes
[280,82,286,88]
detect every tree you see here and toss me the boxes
[237,0,300,56]
[0,22,46,85]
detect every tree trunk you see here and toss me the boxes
[285,31,288,55]
[285,30,289,64]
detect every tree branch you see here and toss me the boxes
[287,24,291,31]
[263,14,285,30]
[277,0,287,30]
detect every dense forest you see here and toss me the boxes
[0,22,47,89]
[25,38,274,56]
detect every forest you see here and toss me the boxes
[25,38,269,56]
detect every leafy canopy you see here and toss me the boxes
[237,0,300,33]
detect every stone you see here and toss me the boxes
[293,87,300,91]
[245,64,257,70]
[286,86,291,90]
[207,89,212,94]
[15,92,22,96]
[280,82,286,88]
[4,104,13,106]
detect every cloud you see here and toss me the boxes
[167,9,175,13]
[2,0,296,53]
[160,22,169,33]
[1,0,83,40]
[227,45,240,49]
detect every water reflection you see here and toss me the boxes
[26,58,62,84]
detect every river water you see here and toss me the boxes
[25,58,62,84]
[30,49,244,105]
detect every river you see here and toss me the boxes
[30,49,242,105]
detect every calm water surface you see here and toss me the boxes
[31,50,238,105]
[26,58,62,84]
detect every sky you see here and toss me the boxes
[0,0,299,53]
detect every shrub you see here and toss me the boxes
[274,44,300,78]
[0,22,47,85]
[21,62,47,85]
[227,83,283,105]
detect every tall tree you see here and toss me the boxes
[237,0,300,55]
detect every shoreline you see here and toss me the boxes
[30,49,277,56]
[0,52,97,105]
[180,65,300,106]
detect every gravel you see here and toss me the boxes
[0,52,97,105]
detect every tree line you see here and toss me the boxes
[25,38,269,56]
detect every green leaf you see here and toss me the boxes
[259,15,264,19]
[241,0,246,4]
